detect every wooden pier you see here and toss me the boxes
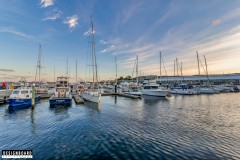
[72,94,84,104]
[101,92,140,99]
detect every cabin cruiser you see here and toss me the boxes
[141,83,170,97]
[8,88,40,107]
[49,77,72,106]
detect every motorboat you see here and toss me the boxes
[141,83,170,97]
[49,76,72,106]
[8,87,40,107]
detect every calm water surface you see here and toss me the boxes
[0,93,240,159]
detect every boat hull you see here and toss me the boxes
[170,89,199,95]
[141,90,169,97]
[82,92,101,103]
[8,96,40,107]
[49,98,72,106]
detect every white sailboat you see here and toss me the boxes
[197,53,219,94]
[82,17,101,104]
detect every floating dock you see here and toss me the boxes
[102,92,140,99]
[72,94,84,104]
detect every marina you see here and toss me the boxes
[1,0,240,159]
[0,93,240,159]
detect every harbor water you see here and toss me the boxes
[0,93,240,159]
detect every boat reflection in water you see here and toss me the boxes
[7,105,32,114]
[83,101,101,112]
[142,95,168,105]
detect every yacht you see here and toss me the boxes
[141,83,170,97]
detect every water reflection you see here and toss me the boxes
[49,105,71,114]
[142,95,168,105]
[83,101,101,112]
[6,105,32,114]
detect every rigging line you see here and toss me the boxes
[161,55,168,82]
[132,58,137,78]
[199,58,211,85]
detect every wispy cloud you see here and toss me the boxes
[42,7,62,21]
[63,15,78,30]
[99,45,115,54]
[40,0,54,8]
[0,28,35,40]
[83,28,95,36]
[0,69,15,72]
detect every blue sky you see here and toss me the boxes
[1,0,240,82]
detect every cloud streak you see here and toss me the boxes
[0,28,35,40]
[42,8,62,21]
[0,69,15,72]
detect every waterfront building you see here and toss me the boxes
[155,73,240,85]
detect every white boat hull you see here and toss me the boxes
[199,88,219,94]
[141,90,169,97]
[170,89,199,95]
[82,91,101,103]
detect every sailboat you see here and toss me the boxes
[34,45,51,96]
[196,53,219,94]
[82,17,101,104]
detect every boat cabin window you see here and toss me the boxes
[13,90,19,94]
[21,90,29,94]
[144,86,159,89]
[144,86,150,89]
[150,86,159,89]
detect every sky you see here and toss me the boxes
[1,0,240,82]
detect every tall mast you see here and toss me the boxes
[204,55,210,85]
[136,55,138,85]
[35,44,42,87]
[159,52,162,80]
[38,45,41,87]
[115,56,117,85]
[90,16,98,85]
[76,60,77,84]
[180,61,184,82]
[176,58,179,83]
[173,59,175,83]
[196,51,200,77]
[66,57,68,78]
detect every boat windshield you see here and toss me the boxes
[144,86,159,89]
[12,90,19,94]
